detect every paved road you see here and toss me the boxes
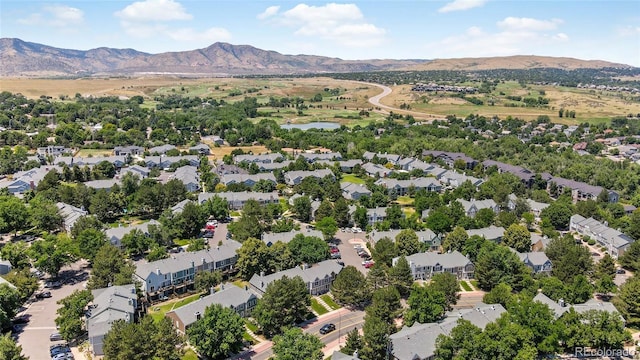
[235,309,365,360]
[15,260,89,360]
[357,81,443,121]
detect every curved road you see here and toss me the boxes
[355,81,444,121]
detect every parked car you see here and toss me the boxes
[331,252,342,259]
[36,291,52,299]
[50,344,70,357]
[49,332,63,341]
[329,247,340,254]
[319,323,336,334]
[363,261,375,269]
[44,281,62,289]
[616,268,626,274]
[12,316,29,325]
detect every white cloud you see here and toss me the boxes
[266,3,386,47]
[497,17,562,31]
[115,0,192,22]
[257,6,280,20]
[427,17,569,57]
[113,0,231,44]
[18,4,84,27]
[438,0,487,13]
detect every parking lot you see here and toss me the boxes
[333,229,370,274]
[14,260,89,360]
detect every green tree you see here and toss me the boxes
[55,289,93,342]
[272,327,323,360]
[405,284,447,326]
[595,253,616,278]
[253,276,311,337]
[395,229,421,256]
[288,235,329,265]
[426,209,452,234]
[93,160,116,179]
[614,275,640,327]
[507,296,559,354]
[0,333,28,360]
[87,244,135,289]
[442,226,468,252]
[202,196,229,220]
[333,198,351,227]
[430,272,460,310]
[267,241,296,272]
[0,195,28,235]
[194,271,222,293]
[315,216,338,241]
[545,235,593,283]
[2,269,38,302]
[121,229,151,257]
[0,284,21,330]
[365,263,388,290]
[569,275,593,304]
[474,242,529,291]
[388,256,414,297]
[340,328,364,357]
[28,235,75,278]
[502,224,531,252]
[482,283,514,307]
[292,196,312,222]
[187,304,245,360]
[330,265,370,308]
[76,228,107,262]
[540,200,574,230]
[103,317,183,360]
[540,276,567,301]
[385,205,403,229]
[353,206,368,230]
[235,238,270,280]
[361,314,390,360]
[619,240,640,271]
[366,287,401,325]
[0,241,30,270]
[176,202,207,239]
[434,319,482,360]
[28,196,63,231]
[314,199,333,222]
[371,237,398,268]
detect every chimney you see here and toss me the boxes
[156,268,160,275]
[559,299,566,307]
[220,283,225,291]
[195,311,201,320]
[210,287,215,295]
[260,271,265,277]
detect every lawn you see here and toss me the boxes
[459,281,473,292]
[244,319,259,333]
[181,349,199,360]
[320,294,341,310]
[341,174,366,184]
[74,148,114,157]
[311,298,329,315]
[148,293,202,323]
[470,280,480,290]
[173,239,191,246]
[395,196,414,206]
[243,331,259,344]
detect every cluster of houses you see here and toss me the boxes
[411,83,477,93]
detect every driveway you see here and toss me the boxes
[15,260,89,360]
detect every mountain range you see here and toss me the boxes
[0,38,633,77]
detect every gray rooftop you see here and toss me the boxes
[400,250,472,269]
[135,240,241,279]
[369,229,438,244]
[262,229,324,246]
[167,284,257,328]
[249,259,343,294]
[198,191,279,205]
[389,302,505,360]
[466,226,505,241]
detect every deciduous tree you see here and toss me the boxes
[272,327,323,360]
[253,276,310,337]
[187,304,244,360]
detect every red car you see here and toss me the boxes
[329,247,340,254]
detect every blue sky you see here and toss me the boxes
[1,0,639,66]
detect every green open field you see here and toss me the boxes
[341,174,366,184]
[320,294,341,310]
[311,298,329,315]
[148,293,201,323]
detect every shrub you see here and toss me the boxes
[587,239,596,246]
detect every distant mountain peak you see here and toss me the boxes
[0,38,632,77]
